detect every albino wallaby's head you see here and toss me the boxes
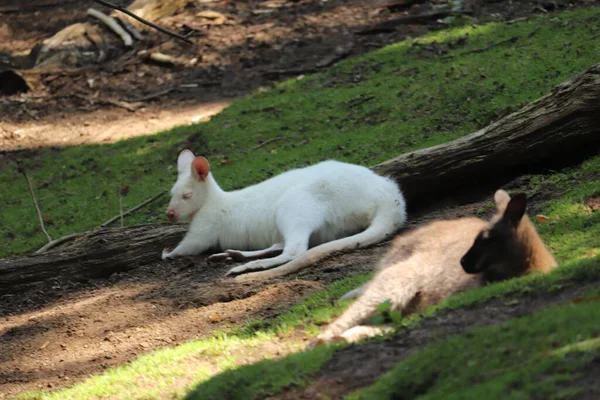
[165,149,211,222]
[460,190,529,279]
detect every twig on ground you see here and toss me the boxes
[460,35,519,55]
[251,137,282,151]
[507,17,528,24]
[442,35,520,59]
[35,233,85,254]
[526,27,541,39]
[35,190,168,253]
[20,168,52,243]
[148,52,176,65]
[73,93,143,111]
[115,16,144,41]
[130,87,175,102]
[119,186,124,227]
[101,190,168,227]
[91,0,193,44]
[357,10,473,35]
[348,95,376,108]
[263,67,319,79]
[87,8,133,46]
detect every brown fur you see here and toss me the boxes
[313,190,558,345]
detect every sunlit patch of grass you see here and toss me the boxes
[351,294,600,400]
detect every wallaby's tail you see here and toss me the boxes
[235,211,403,282]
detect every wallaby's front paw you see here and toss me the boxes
[225,250,247,262]
[208,252,232,263]
[161,248,173,261]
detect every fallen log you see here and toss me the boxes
[0,224,185,294]
[372,61,600,207]
[1,63,600,292]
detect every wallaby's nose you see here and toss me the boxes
[166,209,177,222]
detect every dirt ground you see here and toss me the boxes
[0,0,588,150]
[0,0,597,398]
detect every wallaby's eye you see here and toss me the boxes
[182,192,192,200]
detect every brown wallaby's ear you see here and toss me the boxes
[494,189,511,210]
[191,156,210,181]
[502,193,527,227]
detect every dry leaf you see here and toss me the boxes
[584,195,600,211]
[208,314,222,323]
[571,296,600,304]
[219,159,234,166]
[535,215,550,223]
[196,10,227,24]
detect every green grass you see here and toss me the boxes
[352,294,600,400]
[2,7,600,257]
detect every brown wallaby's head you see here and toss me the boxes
[460,190,528,279]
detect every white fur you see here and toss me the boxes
[162,149,407,279]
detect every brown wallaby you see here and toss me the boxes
[312,189,558,345]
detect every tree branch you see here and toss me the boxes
[91,0,193,44]
[21,168,52,243]
[35,233,84,254]
[100,189,168,228]
[34,190,168,254]
[88,8,133,46]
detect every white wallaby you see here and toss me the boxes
[312,189,558,345]
[162,149,407,280]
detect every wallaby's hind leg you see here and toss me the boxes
[225,233,311,276]
[235,211,398,281]
[208,244,284,262]
[313,263,422,345]
[226,196,329,276]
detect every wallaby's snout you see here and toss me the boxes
[460,252,477,274]
[166,208,178,222]
[460,242,486,274]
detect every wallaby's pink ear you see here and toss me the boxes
[494,190,511,210]
[502,193,527,228]
[191,156,210,181]
[177,149,195,173]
